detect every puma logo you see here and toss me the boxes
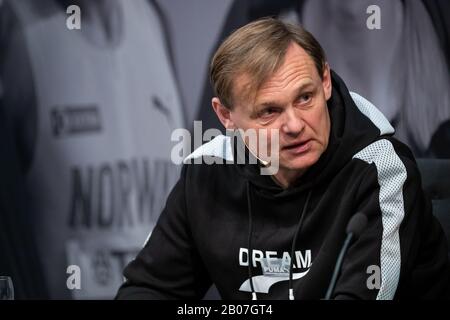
[238,248,312,293]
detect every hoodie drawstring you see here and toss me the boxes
[246,181,257,300]
[246,180,313,301]
[288,190,312,300]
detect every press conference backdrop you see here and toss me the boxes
[0,0,448,299]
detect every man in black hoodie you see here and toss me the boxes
[117,18,450,300]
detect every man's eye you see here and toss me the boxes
[298,93,312,104]
[260,108,278,117]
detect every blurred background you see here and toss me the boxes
[0,0,448,299]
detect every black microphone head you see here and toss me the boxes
[346,212,368,238]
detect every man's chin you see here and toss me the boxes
[280,153,319,172]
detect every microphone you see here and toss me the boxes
[324,212,368,300]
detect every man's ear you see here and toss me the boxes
[212,97,236,129]
[322,63,332,101]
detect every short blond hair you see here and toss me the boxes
[210,17,327,109]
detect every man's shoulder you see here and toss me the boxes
[183,135,234,165]
[352,136,421,180]
[181,135,238,186]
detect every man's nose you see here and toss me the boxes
[281,107,304,136]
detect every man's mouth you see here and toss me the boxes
[282,139,312,155]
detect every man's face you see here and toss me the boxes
[214,43,332,179]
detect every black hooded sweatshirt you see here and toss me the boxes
[117,72,450,300]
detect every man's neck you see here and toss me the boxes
[272,169,306,189]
